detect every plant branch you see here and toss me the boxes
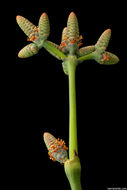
[77,52,95,63]
[64,55,82,190]
[43,40,67,60]
[68,56,78,159]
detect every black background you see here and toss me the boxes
[15,2,126,190]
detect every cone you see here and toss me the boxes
[43,132,68,164]
[43,132,56,150]
[61,27,68,42]
[95,29,111,50]
[67,12,79,40]
[16,16,36,38]
[78,46,95,57]
[18,43,39,58]
[39,13,50,40]
[93,50,119,65]
[100,51,120,65]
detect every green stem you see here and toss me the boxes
[43,40,67,60]
[64,55,82,190]
[68,56,78,159]
[77,52,95,63]
[64,156,82,190]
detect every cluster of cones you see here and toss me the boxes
[16,12,119,66]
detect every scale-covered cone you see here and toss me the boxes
[67,12,79,40]
[43,132,68,164]
[61,27,68,42]
[39,13,50,40]
[100,51,119,65]
[43,132,56,150]
[94,51,119,65]
[16,16,36,38]
[95,29,111,50]
[78,46,95,57]
[18,43,39,58]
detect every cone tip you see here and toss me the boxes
[18,51,21,58]
[43,132,50,139]
[70,12,76,17]
[41,12,48,17]
[107,28,111,33]
[18,50,24,58]
[16,15,22,21]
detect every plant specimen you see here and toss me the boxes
[16,12,119,190]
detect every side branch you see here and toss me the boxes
[43,40,67,60]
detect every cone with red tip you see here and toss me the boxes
[61,27,68,42]
[67,12,79,40]
[16,16,36,38]
[95,29,111,50]
[38,13,50,40]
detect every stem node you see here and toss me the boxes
[64,153,82,190]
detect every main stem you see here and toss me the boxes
[64,56,82,190]
[68,57,78,159]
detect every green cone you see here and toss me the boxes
[95,29,111,50]
[18,43,39,58]
[78,46,95,57]
[93,50,119,65]
[16,16,36,38]
[38,13,50,40]
[61,27,68,42]
[67,12,79,40]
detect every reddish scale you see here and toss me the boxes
[48,138,68,161]
[27,26,39,42]
[27,36,37,42]
[101,53,110,62]
[78,42,83,47]
[34,26,39,33]
[65,35,83,46]
[60,41,67,48]
[77,35,83,47]
[63,36,68,41]
[69,38,77,44]
[60,35,68,50]
[48,152,56,161]
[60,35,83,52]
